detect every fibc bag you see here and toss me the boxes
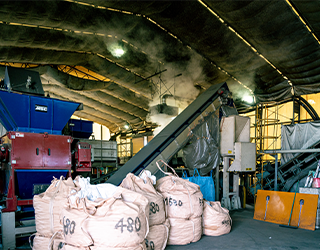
[182,171,192,182]
[73,176,118,202]
[190,169,215,201]
[61,243,147,250]
[120,173,166,226]
[33,176,78,236]
[61,187,149,248]
[155,160,204,219]
[146,219,170,250]
[167,216,202,245]
[29,233,63,250]
[202,201,232,236]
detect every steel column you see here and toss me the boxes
[275,154,278,191]
[215,164,219,201]
[233,173,239,197]
[1,212,16,250]
[223,157,229,198]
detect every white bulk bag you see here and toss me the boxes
[61,187,149,249]
[202,201,232,236]
[145,219,170,250]
[29,233,63,250]
[167,216,202,245]
[121,173,166,226]
[33,177,78,236]
[61,243,147,250]
[72,176,118,202]
[155,160,204,219]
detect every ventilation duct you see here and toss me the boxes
[149,94,179,116]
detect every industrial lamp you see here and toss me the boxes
[124,123,130,130]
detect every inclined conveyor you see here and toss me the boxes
[107,82,231,185]
[263,139,320,191]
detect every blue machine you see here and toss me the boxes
[0,88,82,200]
[67,118,93,139]
[0,90,82,134]
[15,169,69,199]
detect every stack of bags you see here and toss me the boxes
[121,172,169,250]
[59,178,149,250]
[32,177,78,249]
[32,164,232,249]
[155,162,203,245]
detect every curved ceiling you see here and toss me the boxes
[1,0,320,133]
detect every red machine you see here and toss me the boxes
[0,67,93,250]
[73,141,92,172]
[0,132,73,212]
[0,132,92,212]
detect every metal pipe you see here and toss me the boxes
[296,96,319,120]
[215,164,219,201]
[134,69,167,84]
[263,148,320,154]
[223,157,229,198]
[294,97,317,121]
[292,97,295,125]
[275,154,278,191]
[250,118,313,128]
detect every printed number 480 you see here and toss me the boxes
[115,217,141,233]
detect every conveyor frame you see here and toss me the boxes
[263,139,320,191]
[107,82,228,185]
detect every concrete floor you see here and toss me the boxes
[4,205,320,250]
[166,205,320,250]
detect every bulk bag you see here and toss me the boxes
[145,219,170,250]
[167,216,202,245]
[60,187,149,249]
[120,173,166,226]
[61,243,147,250]
[155,161,204,219]
[190,169,215,201]
[182,171,193,182]
[72,176,118,202]
[202,201,232,236]
[33,176,78,236]
[29,233,63,250]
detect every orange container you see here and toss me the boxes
[254,190,318,230]
[312,178,320,188]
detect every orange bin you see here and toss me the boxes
[254,190,318,231]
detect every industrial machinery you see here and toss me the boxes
[106,82,230,185]
[262,126,320,192]
[66,119,118,175]
[0,67,94,249]
[107,82,256,211]
[220,115,256,209]
[0,69,252,248]
[107,82,242,184]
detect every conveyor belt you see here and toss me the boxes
[107,82,228,185]
[263,139,320,191]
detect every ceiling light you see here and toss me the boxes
[113,48,124,57]
[242,95,254,104]
[124,123,130,129]
[109,43,126,58]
